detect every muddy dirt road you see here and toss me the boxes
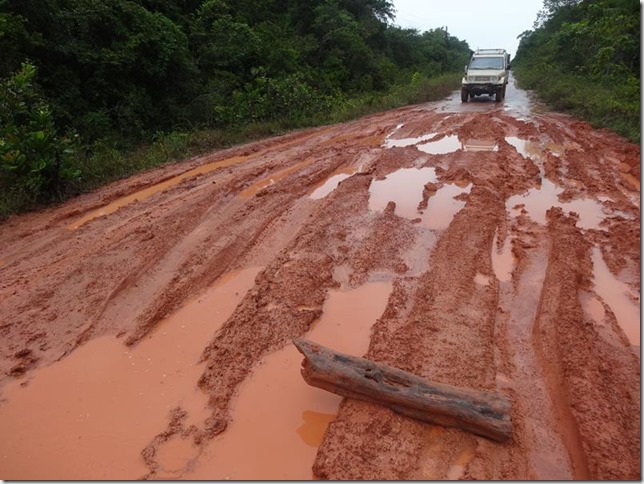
[0,77,640,480]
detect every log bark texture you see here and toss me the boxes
[293,338,512,443]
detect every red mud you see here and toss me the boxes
[0,77,640,480]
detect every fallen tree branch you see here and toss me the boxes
[293,338,511,443]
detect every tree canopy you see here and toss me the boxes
[513,0,639,141]
[1,0,470,144]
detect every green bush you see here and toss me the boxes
[513,0,639,143]
[0,63,80,214]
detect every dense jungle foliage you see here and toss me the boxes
[0,0,471,216]
[513,0,640,142]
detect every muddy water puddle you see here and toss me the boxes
[369,168,471,230]
[240,158,315,198]
[309,164,364,199]
[505,136,562,160]
[417,135,502,154]
[67,155,251,230]
[0,267,261,480]
[385,132,501,154]
[591,247,640,346]
[369,167,437,216]
[384,131,437,148]
[506,178,618,230]
[183,281,393,480]
[491,229,514,282]
[417,135,460,154]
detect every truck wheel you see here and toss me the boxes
[495,87,504,102]
[461,88,468,102]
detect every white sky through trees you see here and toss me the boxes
[391,0,544,59]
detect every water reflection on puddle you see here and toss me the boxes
[591,247,640,346]
[506,137,538,158]
[506,136,566,161]
[421,183,472,229]
[384,132,436,148]
[0,267,261,480]
[309,165,361,200]
[506,178,610,230]
[581,294,606,326]
[310,173,352,199]
[240,159,315,198]
[417,135,461,154]
[67,155,251,230]
[184,281,392,480]
[369,167,436,218]
[387,134,501,154]
[461,139,499,152]
[491,229,514,282]
[368,168,471,230]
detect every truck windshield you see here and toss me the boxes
[469,57,504,69]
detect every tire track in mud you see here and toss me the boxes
[490,213,573,480]
[533,209,640,480]
[313,185,508,480]
[0,123,388,382]
[311,109,640,480]
[0,83,639,480]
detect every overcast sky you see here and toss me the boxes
[391,0,545,59]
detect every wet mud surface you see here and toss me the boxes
[0,77,640,480]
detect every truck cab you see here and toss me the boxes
[461,49,510,102]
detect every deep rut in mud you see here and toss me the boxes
[0,78,640,480]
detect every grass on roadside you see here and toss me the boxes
[0,72,462,220]
[513,65,640,144]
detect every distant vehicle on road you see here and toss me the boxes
[461,49,510,102]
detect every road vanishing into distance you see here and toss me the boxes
[0,76,640,480]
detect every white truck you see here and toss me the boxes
[461,49,510,102]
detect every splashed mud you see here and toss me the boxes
[0,75,639,480]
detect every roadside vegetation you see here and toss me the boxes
[512,0,640,143]
[0,0,470,218]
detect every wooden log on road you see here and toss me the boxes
[293,338,512,443]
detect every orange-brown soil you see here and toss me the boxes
[0,79,640,480]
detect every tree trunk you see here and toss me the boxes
[293,338,512,443]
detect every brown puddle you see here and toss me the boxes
[240,158,315,198]
[67,155,252,230]
[506,137,572,180]
[505,136,566,160]
[368,168,470,230]
[0,267,261,480]
[420,183,471,230]
[182,281,393,480]
[506,178,612,230]
[309,165,361,200]
[581,294,606,326]
[491,229,514,282]
[369,167,437,218]
[417,135,461,154]
[591,247,640,346]
[383,130,437,148]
